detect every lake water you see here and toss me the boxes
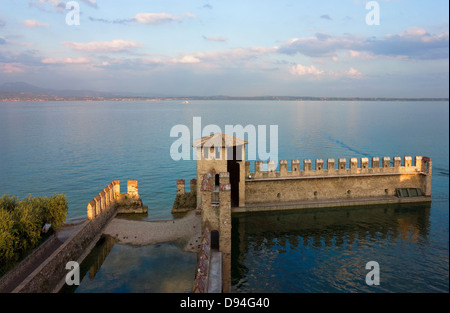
[0,100,448,292]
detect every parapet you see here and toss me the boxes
[246,156,431,180]
[87,183,115,220]
[87,180,147,219]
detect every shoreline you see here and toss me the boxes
[103,211,202,253]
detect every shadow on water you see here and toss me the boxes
[231,202,438,293]
[60,235,197,293]
[60,235,116,293]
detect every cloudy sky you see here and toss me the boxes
[0,0,448,97]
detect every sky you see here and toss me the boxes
[0,0,448,97]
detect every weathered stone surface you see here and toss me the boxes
[172,192,196,213]
[115,195,148,214]
[245,173,427,204]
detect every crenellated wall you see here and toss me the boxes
[244,156,432,206]
[87,181,118,220]
[247,156,431,178]
[87,180,146,218]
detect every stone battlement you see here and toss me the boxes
[246,156,431,179]
[87,180,147,219]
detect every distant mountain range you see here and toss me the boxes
[0,82,448,101]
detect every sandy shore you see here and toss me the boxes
[103,211,202,253]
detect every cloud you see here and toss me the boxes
[0,16,5,28]
[134,12,195,24]
[61,40,142,52]
[0,49,44,66]
[290,63,363,79]
[172,55,201,64]
[88,17,134,24]
[320,15,332,20]
[134,13,180,24]
[81,0,97,8]
[344,67,363,79]
[42,57,92,64]
[29,0,66,12]
[290,64,324,77]
[349,49,376,60]
[279,28,449,60]
[24,19,50,27]
[203,36,228,42]
[369,27,449,59]
[198,46,277,62]
[0,38,6,45]
[183,12,196,19]
[202,4,213,9]
[95,45,278,72]
[0,62,25,73]
[29,0,97,12]
[279,33,360,57]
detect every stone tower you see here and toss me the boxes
[193,133,247,209]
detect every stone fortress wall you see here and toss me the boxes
[87,180,146,218]
[243,156,431,207]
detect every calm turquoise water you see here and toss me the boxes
[60,236,197,293]
[1,100,448,292]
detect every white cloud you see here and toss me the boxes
[183,12,196,19]
[134,12,195,24]
[290,64,324,77]
[61,40,142,52]
[42,57,91,64]
[134,13,179,24]
[290,64,363,79]
[173,55,201,64]
[29,0,97,11]
[203,36,228,42]
[344,67,363,78]
[24,19,49,27]
[194,46,278,63]
[0,62,25,73]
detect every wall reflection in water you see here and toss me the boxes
[231,203,433,293]
[60,235,197,293]
[88,235,116,281]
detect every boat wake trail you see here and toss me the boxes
[326,136,370,157]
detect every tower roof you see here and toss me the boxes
[193,133,248,148]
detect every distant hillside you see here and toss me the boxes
[0,82,51,93]
[0,82,118,98]
[0,82,448,101]
[0,82,177,100]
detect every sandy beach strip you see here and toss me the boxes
[103,211,202,253]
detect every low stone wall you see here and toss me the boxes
[12,206,116,293]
